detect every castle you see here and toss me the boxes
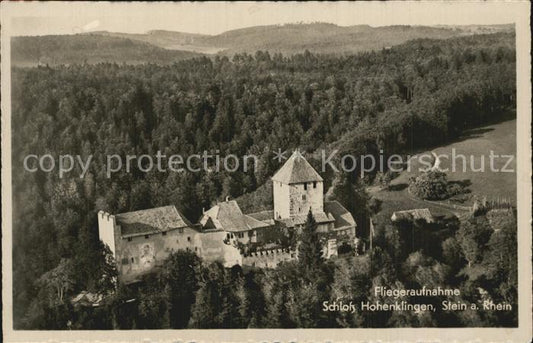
[99,151,357,283]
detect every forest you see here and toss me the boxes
[11,32,516,328]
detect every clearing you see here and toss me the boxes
[370,119,516,224]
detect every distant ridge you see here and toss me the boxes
[11,34,204,67]
[12,23,514,66]
[96,23,513,55]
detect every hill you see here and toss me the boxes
[11,34,204,67]
[102,23,514,56]
[95,30,223,54]
[12,23,514,66]
[107,23,514,55]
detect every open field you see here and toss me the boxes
[371,119,516,225]
[390,119,516,202]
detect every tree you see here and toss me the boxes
[327,173,371,236]
[456,217,492,268]
[286,280,327,328]
[327,173,358,215]
[479,217,517,322]
[442,237,465,273]
[137,274,168,329]
[37,258,76,304]
[160,251,201,328]
[261,262,304,328]
[93,242,118,294]
[188,264,221,328]
[408,170,449,200]
[298,210,323,272]
[189,261,242,328]
[331,255,371,327]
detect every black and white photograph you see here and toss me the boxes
[1,1,531,342]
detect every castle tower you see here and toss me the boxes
[97,210,118,257]
[272,150,324,219]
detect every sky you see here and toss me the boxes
[2,1,524,37]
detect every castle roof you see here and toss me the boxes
[271,150,323,184]
[116,205,192,237]
[324,201,357,229]
[247,210,276,225]
[245,202,356,230]
[200,200,271,232]
[277,211,335,227]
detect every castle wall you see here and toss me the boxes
[289,181,323,217]
[114,226,201,283]
[316,222,333,233]
[198,230,243,267]
[99,151,358,282]
[273,180,291,219]
[242,248,295,268]
[225,230,253,246]
[224,225,276,246]
[274,180,324,219]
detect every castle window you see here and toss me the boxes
[313,181,317,188]
[127,237,132,242]
[162,231,167,236]
[144,235,150,239]
[131,257,134,263]
[304,183,308,190]
[187,236,191,242]
[302,194,306,201]
[121,257,129,264]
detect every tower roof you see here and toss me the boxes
[272,150,323,184]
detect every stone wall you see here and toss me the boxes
[197,230,243,267]
[289,181,323,217]
[274,180,324,219]
[242,248,296,268]
[115,226,201,283]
